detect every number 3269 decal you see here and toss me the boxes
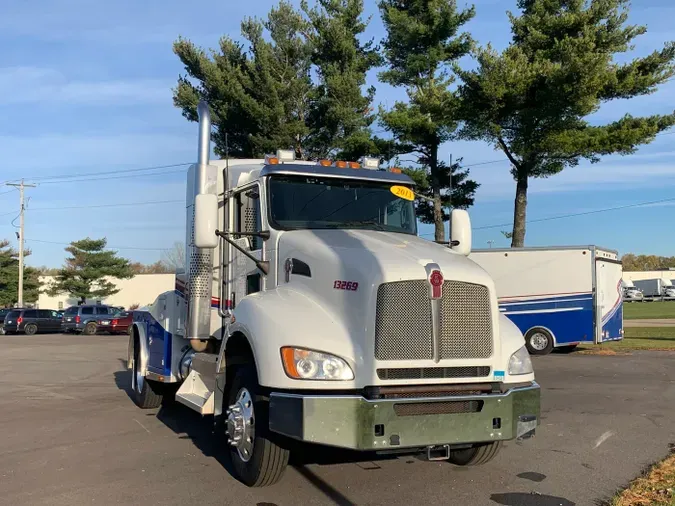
[333,280,358,291]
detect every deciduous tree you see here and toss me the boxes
[458,0,675,246]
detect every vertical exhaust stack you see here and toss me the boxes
[186,101,217,352]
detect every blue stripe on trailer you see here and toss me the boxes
[498,293,595,346]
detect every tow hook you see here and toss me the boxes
[427,444,450,461]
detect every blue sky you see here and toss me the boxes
[1,0,674,267]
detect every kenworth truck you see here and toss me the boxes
[127,102,540,487]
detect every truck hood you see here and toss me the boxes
[277,229,495,288]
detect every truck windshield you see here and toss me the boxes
[268,175,417,234]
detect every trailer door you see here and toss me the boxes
[595,258,623,343]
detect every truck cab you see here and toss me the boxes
[127,104,540,487]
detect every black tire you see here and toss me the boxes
[524,328,554,355]
[83,322,97,336]
[224,365,289,487]
[448,441,502,466]
[24,323,38,335]
[130,335,163,409]
[556,344,578,354]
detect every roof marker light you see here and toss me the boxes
[265,154,280,165]
[335,160,347,168]
[348,161,360,169]
[317,159,332,167]
[390,167,402,174]
[276,149,295,162]
[359,157,379,170]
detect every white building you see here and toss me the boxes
[37,273,175,310]
[623,269,675,284]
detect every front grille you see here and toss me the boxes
[439,282,493,359]
[374,280,493,361]
[377,366,490,380]
[374,280,433,360]
[393,400,483,416]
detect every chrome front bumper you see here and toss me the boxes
[268,383,540,451]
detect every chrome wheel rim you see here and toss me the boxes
[226,388,255,462]
[530,332,549,351]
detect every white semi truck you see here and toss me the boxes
[127,102,540,486]
[633,278,675,298]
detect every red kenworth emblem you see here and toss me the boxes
[429,270,444,299]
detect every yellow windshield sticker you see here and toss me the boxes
[390,185,415,201]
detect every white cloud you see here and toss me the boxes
[0,66,172,106]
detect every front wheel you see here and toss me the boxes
[224,365,289,487]
[525,328,554,355]
[24,323,38,335]
[129,335,163,409]
[448,441,502,466]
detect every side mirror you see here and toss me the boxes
[194,194,218,248]
[450,209,472,256]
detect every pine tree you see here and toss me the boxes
[174,1,313,158]
[303,0,382,160]
[378,0,478,242]
[0,240,40,307]
[458,0,675,246]
[46,238,134,304]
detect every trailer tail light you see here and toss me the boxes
[335,160,347,168]
[317,159,332,166]
[348,161,360,169]
[75,315,81,324]
[17,316,23,325]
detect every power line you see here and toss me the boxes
[420,195,675,237]
[25,238,172,251]
[26,199,183,212]
[36,167,188,185]
[2,162,193,185]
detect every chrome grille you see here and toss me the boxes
[439,281,493,359]
[374,280,493,361]
[374,281,432,360]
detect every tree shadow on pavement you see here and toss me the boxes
[490,493,575,506]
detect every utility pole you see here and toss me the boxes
[6,180,36,307]
[487,240,494,249]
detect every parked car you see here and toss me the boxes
[97,310,134,335]
[61,304,117,335]
[0,308,13,334]
[3,309,63,335]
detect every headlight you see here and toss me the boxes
[508,345,533,375]
[281,347,354,381]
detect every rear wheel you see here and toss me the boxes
[224,365,289,487]
[448,441,502,466]
[83,322,97,335]
[525,328,554,355]
[24,323,38,335]
[129,335,162,409]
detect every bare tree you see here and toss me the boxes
[160,242,185,273]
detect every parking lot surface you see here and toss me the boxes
[0,334,673,506]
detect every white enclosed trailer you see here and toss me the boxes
[127,102,540,487]
[634,278,675,298]
[470,246,623,355]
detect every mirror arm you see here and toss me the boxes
[215,230,269,275]
[434,240,461,246]
[219,230,270,240]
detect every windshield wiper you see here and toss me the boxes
[326,220,387,231]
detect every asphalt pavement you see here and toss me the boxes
[0,334,673,506]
